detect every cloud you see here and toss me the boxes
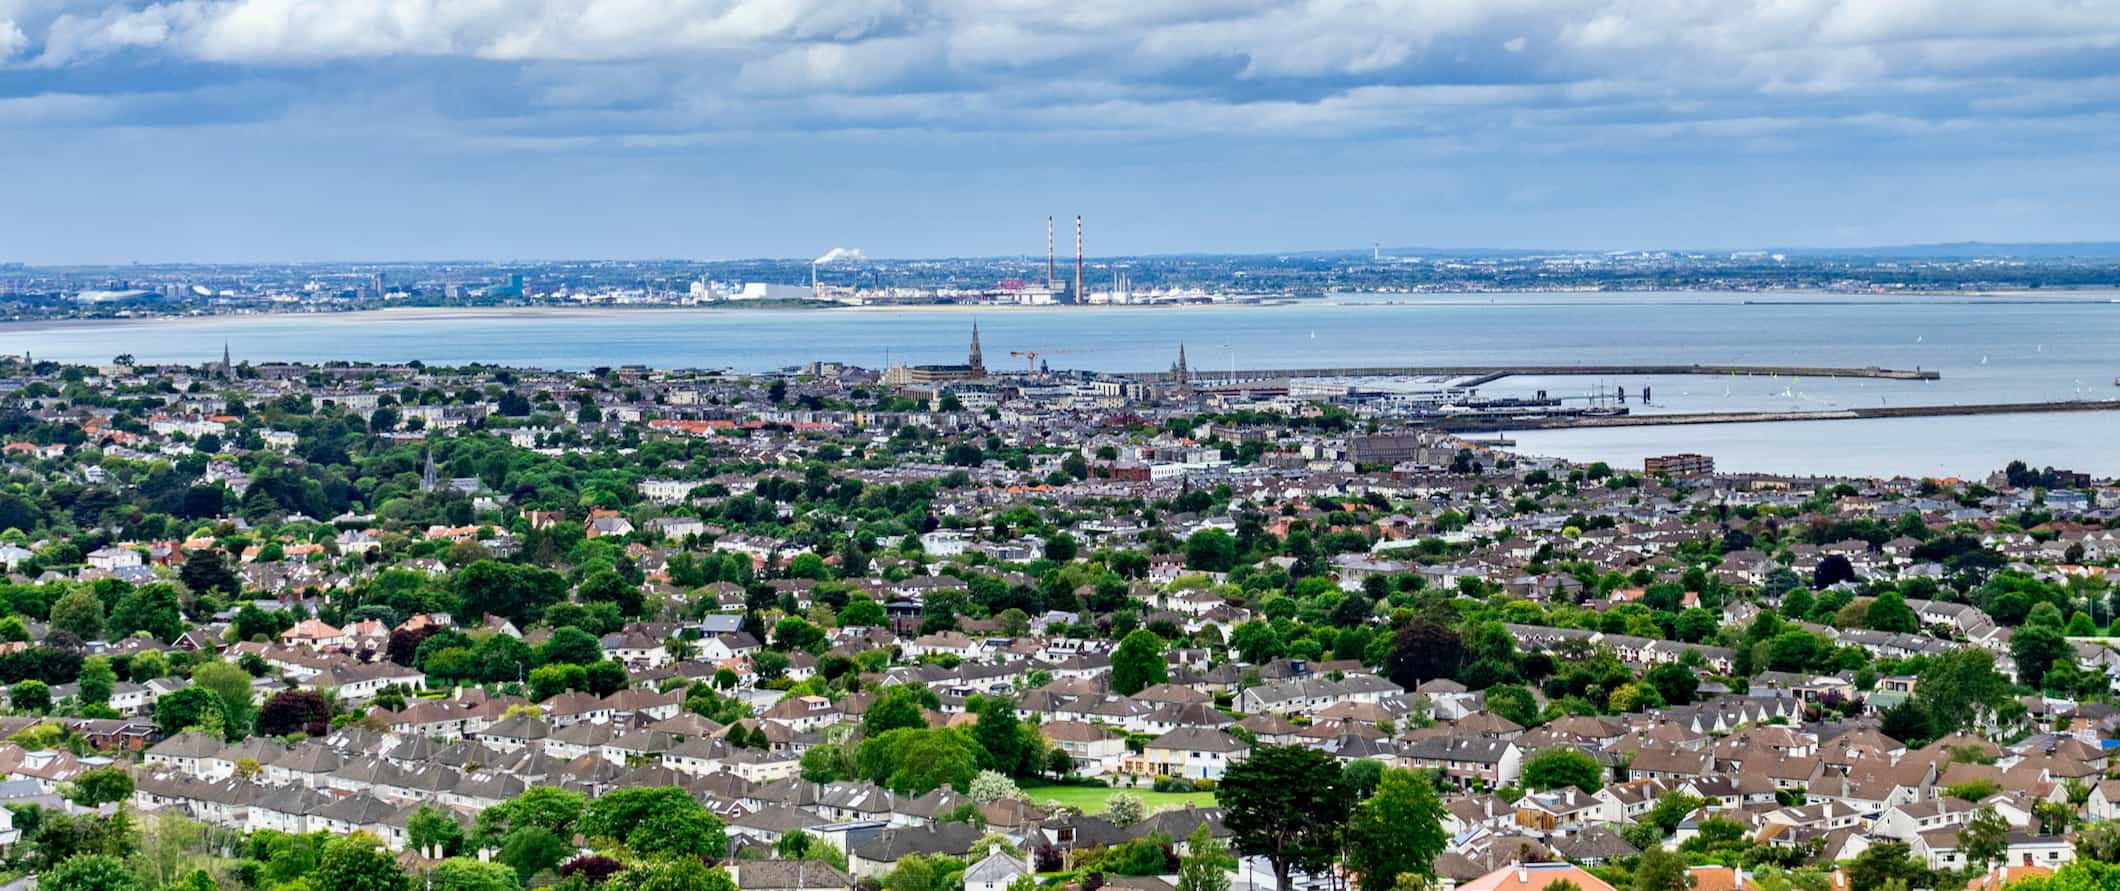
[0,0,2116,162]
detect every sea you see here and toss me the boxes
[6,291,2119,479]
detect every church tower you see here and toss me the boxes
[968,322,986,376]
[1173,343,1190,394]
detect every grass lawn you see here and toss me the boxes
[1022,783,1219,814]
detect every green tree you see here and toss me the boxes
[864,684,940,736]
[312,836,411,891]
[580,786,726,859]
[1343,769,1447,891]
[154,688,227,737]
[12,679,51,714]
[1522,748,1604,793]
[1177,822,1236,891]
[191,661,257,737]
[498,826,568,883]
[79,656,116,707]
[616,859,736,891]
[838,597,887,627]
[1864,592,1919,633]
[538,626,603,667]
[1844,842,1930,891]
[1960,808,2008,870]
[1220,745,1353,891]
[408,805,467,857]
[50,589,107,639]
[2010,625,2071,691]
[1910,649,2009,738]
[972,696,1031,776]
[109,584,184,642]
[1184,529,1238,573]
[1634,847,1690,891]
[474,787,585,849]
[1111,630,1168,695]
[41,854,144,891]
[430,860,521,891]
[66,766,134,807]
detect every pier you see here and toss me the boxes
[1444,399,2120,432]
[1123,363,1940,387]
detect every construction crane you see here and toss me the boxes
[1008,349,1086,373]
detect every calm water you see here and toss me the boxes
[8,292,2120,477]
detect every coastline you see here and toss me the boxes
[7,287,2119,332]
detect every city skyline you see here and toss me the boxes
[3,1,2118,263]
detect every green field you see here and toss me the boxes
[1023,783,1219,814]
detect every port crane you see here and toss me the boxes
[1008,349,1087,373]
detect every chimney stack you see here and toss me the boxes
[1046,216,1056,290]
[1074,215,1084,304]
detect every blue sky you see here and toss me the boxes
[3,0,2119,263]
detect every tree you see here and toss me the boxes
[2011,624,2071,691]
[972,696,1031,776]
[800,744,852,783]
[855,727,981,794]
[430,859,521,891]
[1220,745,1353,891]
[179,549,241,597]
[1386,620,1462,688]
[1483,684,1539,728]
[616,860,736,891]
[839,597,887,627]
[1864,592,1918,634]
[1634,847,1690,891]
[1844,842,1929,891]
[538,626,602,667]
[79,656,116,707]
[1177,822,1236,891]
[192,661,257,737]
[498,826,569,883]
[41,855,144,891]
[66,766,134,807]
[1643,664,1699,707]
[865,684,940,736]
[1645,792,1707,835]
[968,770,1024,804]
[1813,555,1857,589]
[1106,793,1147,827]
[154,687,227,737]
[313,836,412,891]
[1522,748,1603,793]
[109,584,184,642]
[475,788,585,849]
[1912,649,2010,736]
[1960,808,2008,870]
[51,589,106,639]
[12,679,50,714]
[1184,529,1238,573]
[408,805,467,857]
[1343,768,1447,891]
[1230,621,1283,664]
[1111,630,1168,696]
[256,690,332,737]
[580,786,726,859]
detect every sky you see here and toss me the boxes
[3,0,2120,263]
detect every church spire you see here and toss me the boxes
[420,447,439,493]
[968,322,985,376]
[1174,343,1190,393]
